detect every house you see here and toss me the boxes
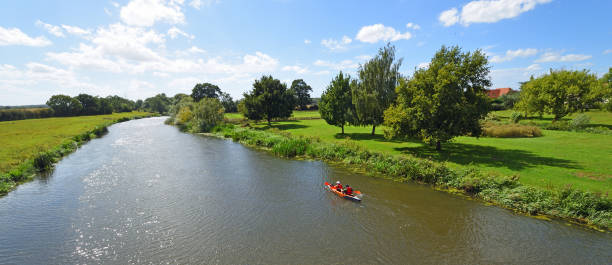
[487,87,514,98]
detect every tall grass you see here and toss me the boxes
[483,123,542,138]
[212,124,612,230]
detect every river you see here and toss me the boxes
[0,117,610,264]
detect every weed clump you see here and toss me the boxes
[483,123,542,138]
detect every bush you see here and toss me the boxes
[33,151,55,171]
[483,123,542,138]
[191,98,225,133]
[510,111,522,123]
[0,108,54,121]
[545,121,571,131]
[570,113,590,129]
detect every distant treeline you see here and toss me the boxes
[0,94,141,122]
[0,108,55,121]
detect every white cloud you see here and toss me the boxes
[314,59,358,71]
[304,39,311,44]
[168,26,194,39]
[491,63,542,88]
[61,25,91,36]
[321,35,352,51]
[120,0,185,27]
[0,26,52,46]
[282,65,309,74]
[440,0,552,27]
[439,8,459,27]
[490,48,538,63]
[355,54,372,61]
[604,49,612,55]
[36,20,65,37]
[355,24,411,43]
[417,62,430,69]
[313,70,330,76]
[188,46,205,53]
[189,0,217,9]
[406,22,421,30]
[104,7,112,16]
[0,62,94,91]
[534,52,592,63]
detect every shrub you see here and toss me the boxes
[570,113,590,129]
[192,98,224,133]
[510,111,522,123]
[483,123,542,138]
[545,121,571,131]
[33,151,55,171]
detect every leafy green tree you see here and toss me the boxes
[319,71,355,134]
[384,45,491,151]
[191,83,221,101]
[499,91,520,109]
[172,93,190,104]
[98,98,113,114]
[75,94,100,115]
[144,93,171,114]
[46,95,83,116]
[596,67,612,112]
[289,79,313,110]
[220,92,238,113]
[242,75,294,125]
[135,99,144,110]
[517,69,599,120]
[352,43,402,135]
[192,98,224,132]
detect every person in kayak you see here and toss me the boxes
[335,181,342,192]
[344,184,353,196]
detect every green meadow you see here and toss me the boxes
[226,110,612,194]
[0,112,151,174]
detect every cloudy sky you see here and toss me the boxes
[1,0,610,105]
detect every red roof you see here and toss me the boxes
[487,88,513,98]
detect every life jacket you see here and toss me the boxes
[345,187,353,195]
[336,184,342,191]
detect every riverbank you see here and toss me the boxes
[0,112,156,196]
[229,110,612,194]
[208,124,611,231]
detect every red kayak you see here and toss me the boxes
[324,182,362,202]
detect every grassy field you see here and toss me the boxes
[0,112,151,174]
[224,110,320,120]
[247,110,612,194]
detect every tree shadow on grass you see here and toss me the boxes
[332,132,406,143]
[257,121,308,131]
[395,141,581,171]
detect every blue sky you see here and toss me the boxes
[1,0,610,105]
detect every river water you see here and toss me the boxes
[0,117,610,264]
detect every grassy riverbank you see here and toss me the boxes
[0,112,154,195]
[234,110,612,194]
[210,124,612,231]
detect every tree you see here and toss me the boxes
[352,43,402,135]
[75,94,100,115]
[596,67,612,112]
[290,79,313,110]
[319,71,355,134]
[191,83,221,101]
[517,69,599,120]
[46,95,83,116]
[144,93,171,114]
[242,75,294,125]
[192,98,224,132]
[383,45,491,151]
[219,92,238,113]
[98,98,113,114]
